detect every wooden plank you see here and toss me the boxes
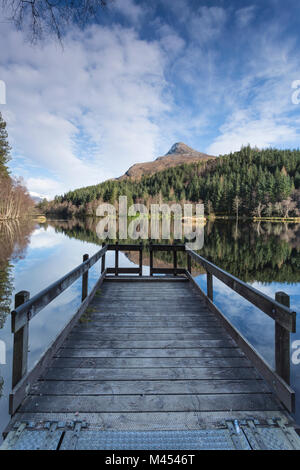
[186,272,296,413]
[50,356,251,369]
[9,269,107,415]
[81,254,89,301]
[89,311,214,316]
[106,268,140,274]
[77,320,220,327]
[43,367,260,381]
[11,245,108,332]
[139,242,143,276]
[187,250,296,332]
[97,293,198,299]
[73,326,224,334]
[151,244,186,252]
[207,272,213,301]
[32,379,269,396]
[12,291,30,388]
[21,393,281,413]
[275,292,291,384]
[107,244,143,251]
[80,315,217,322]
[57,348,243,358]
[68,332,230,341]
[103,276,188,282]
[63,339,237,349]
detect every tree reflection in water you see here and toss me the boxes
[48,218,300,284]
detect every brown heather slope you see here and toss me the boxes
[118,142,215,180]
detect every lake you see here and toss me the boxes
[0,217,299,439]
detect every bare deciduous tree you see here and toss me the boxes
[0,176,34,219]
[1,0,110,43]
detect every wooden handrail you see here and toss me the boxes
[11,245,108,333]
[186,248,296,332]
[10,242,297,414]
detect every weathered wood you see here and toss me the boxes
[187,253,192,273]
[73,326,223,334]
[106,267,140,274]
[8,247,298,434]
[68,332,229,341]
[32,379,268,396]
[101,243,106,273]
[63,338,236,349]
[12,291,30,389]
[186,272,295,413]
[44,366,261,382]
[107,244,143,251]
[187,250,296,332]
[11,245,108,332]
[57,347,243,358]
[9,269,107,415]
[151,268,186,275]
[150,244,186,252]
[207,272,213,301]
[50,356,251,369]
[81,254,89,301]
[149,243,153,276]
[21,393,280,413]
[275,292,291,385]
[115,241,119,276]
[103,276,188,282]
[173,250,177,276]
[139,242,143,276]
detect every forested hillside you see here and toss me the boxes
[41,146,300,218]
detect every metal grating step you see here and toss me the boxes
[1,418,300,450]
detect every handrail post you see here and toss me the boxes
[81,254,89,301]
[139,241,143,276]
[187,252,191,273]
[207,272,213,301]
[149,242,153,276]
[275,292,290,384]
[12,291,30,388]
[173,248,177,276]
[101,243,106,273]
[115,242,119,276]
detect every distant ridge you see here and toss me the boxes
[118,142,215,180]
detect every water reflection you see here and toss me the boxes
[0,218,299,439]
[48,218,300,283]
[0,219,36,327]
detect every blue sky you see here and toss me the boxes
[0,0,300,199]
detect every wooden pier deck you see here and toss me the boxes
[2,244,300,450]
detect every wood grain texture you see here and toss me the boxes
[13,278,285,428]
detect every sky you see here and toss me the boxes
[0,0,300,199]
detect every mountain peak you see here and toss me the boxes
[118,142,215,180]
[165,142,196,156]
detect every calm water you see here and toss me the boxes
[0,218,299,439]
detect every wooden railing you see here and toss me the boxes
[185,247,297,412]
[10,245,108,414]
[9,242,297,414]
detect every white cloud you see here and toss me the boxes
[207,116,298,155]
[109,0,145,23]
[0,22,171,198]
[235,6,256,28]
[207,20,300,155]
[190,6,227,44]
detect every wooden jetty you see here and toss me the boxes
[1,243,300,450]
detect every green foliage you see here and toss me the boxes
[49,217,300,284]
[43,146,300,217]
